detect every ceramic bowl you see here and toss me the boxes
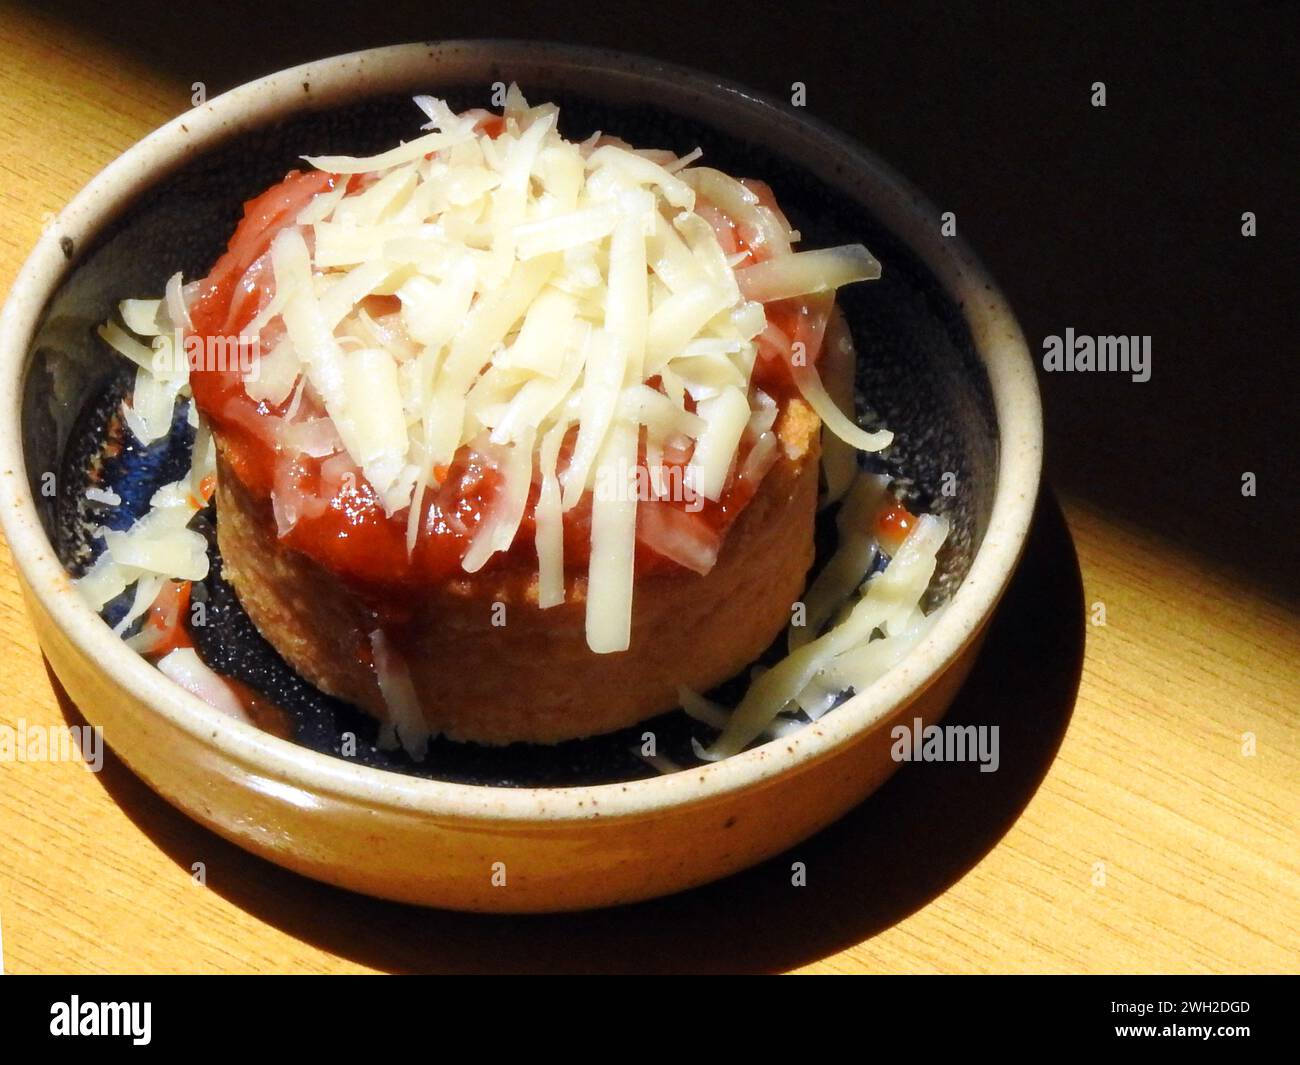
[0,41,1041,911]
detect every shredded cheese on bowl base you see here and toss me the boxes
[75,87,948,758]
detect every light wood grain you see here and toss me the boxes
[0,4,1295,974]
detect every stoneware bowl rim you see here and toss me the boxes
[0,40,1042,825]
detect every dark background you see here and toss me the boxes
[6,0,1295,974]
[24,0,1298,598]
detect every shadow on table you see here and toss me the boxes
[51,486,1084,973]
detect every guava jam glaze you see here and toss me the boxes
[187,168,831,597]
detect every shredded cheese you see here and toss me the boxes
[89,90,902,747]
[700,503,949,759]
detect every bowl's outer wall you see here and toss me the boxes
[3,43,1038,911]
[25,567,984,910]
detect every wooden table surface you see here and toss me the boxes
[0,4,1295,974]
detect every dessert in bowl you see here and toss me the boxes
[0,42,1040,911]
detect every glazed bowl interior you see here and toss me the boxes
[1,42,1038,813]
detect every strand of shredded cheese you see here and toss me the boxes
[699,503,949,759]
